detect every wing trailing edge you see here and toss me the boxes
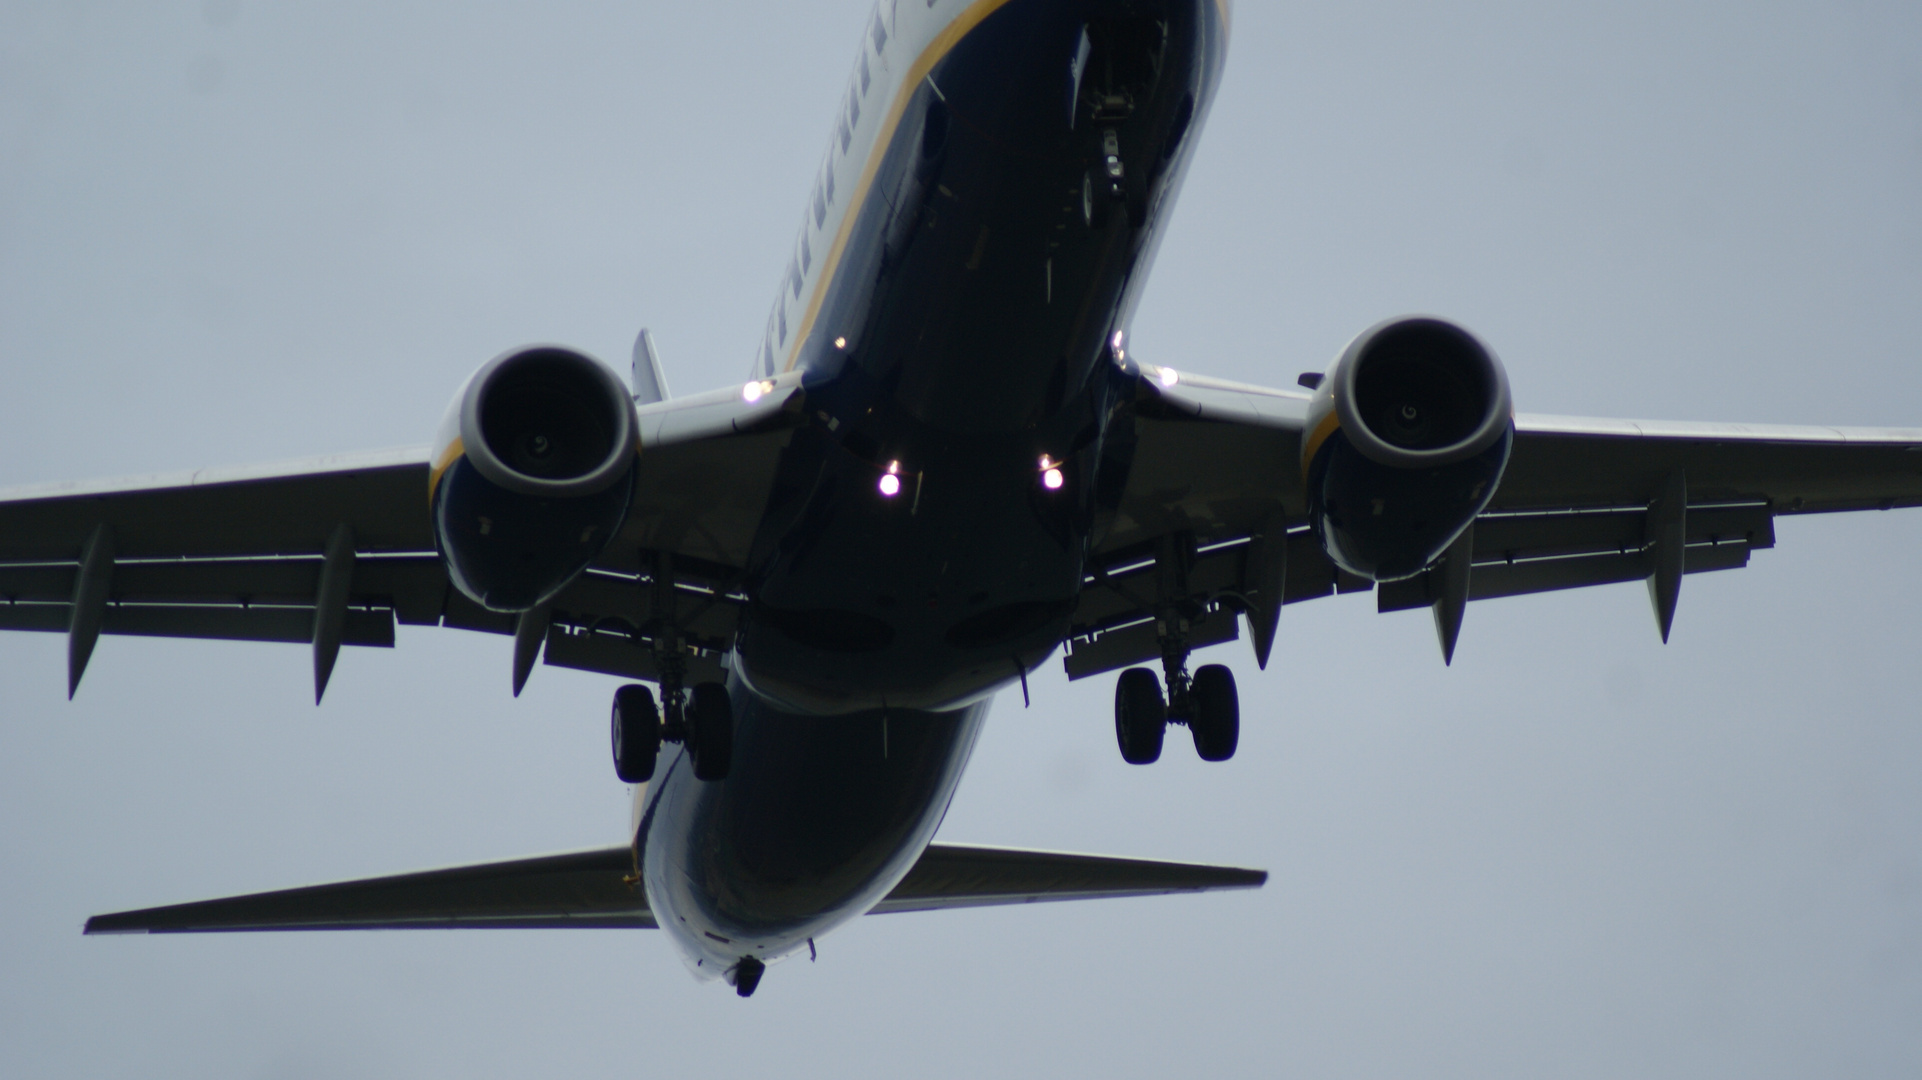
[83,844,1266,935]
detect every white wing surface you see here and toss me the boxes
[0,379,808,698]
[1066,370,1922,675]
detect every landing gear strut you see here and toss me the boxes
[1082,127,1147,230]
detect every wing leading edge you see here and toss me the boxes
[82,844,1267,934]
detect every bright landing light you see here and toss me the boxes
[1039,455,1064,491]
[879,461,902,498]
[1157,366,1180,388]
[742,380,772,403]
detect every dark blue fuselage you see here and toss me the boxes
[639,0,1229,981]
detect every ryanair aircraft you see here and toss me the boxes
[4,0,1919,998]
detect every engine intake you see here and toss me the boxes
[430,346,639,612]
[1302,317,1513,582]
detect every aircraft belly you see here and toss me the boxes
[725,0,1226,715]
[633,0,1232,981]
[640,675,988,977]
[733,421,1083,715]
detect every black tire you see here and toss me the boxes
[1114,667,1166,765]
[688,681,734,781]
[611,684,661,783]
[1189,664,1240,762]
[1082,169,1112,229]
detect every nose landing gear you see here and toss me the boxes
[1081,127,1148,230]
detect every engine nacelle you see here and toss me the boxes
[1301,317,1513,582]
[430,345,639,612]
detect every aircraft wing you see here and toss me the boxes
[82,844,1266,933]
[1067,365,1922,675]
[0,377,807,699]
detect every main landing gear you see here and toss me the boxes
[611,679,733,783]
[1113,627,1238,765]
[611,551,734,784]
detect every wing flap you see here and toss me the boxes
[1376,501,1771,613]
[0,553,446,646]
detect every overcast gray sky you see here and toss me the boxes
[3,2,1920,1077]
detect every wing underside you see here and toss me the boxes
[1059,376,1922,677]
[82,844,1267,934]
[5,360,1920,691]
[0,380,808,698]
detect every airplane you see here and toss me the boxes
[4,0,1920,1001]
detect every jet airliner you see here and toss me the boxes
[5,0,1920,998]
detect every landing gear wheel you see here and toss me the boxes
[1082,169,1112,229]
[1188,664,1239,762]
[688,681,734,781]
[611,684,661,783]
[1114,667,1167,765]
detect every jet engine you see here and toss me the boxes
[429,345,639,612]
[1301,317,1513,582]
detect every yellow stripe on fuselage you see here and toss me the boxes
[1300,410,1341,479]
[783,0,1022,372]
[428,437,465,502]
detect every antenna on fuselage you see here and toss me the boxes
[631,328,672,405]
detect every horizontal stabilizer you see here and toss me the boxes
[84,844,1265,935]
[85,847,653,934]
[871,843,1267,914]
